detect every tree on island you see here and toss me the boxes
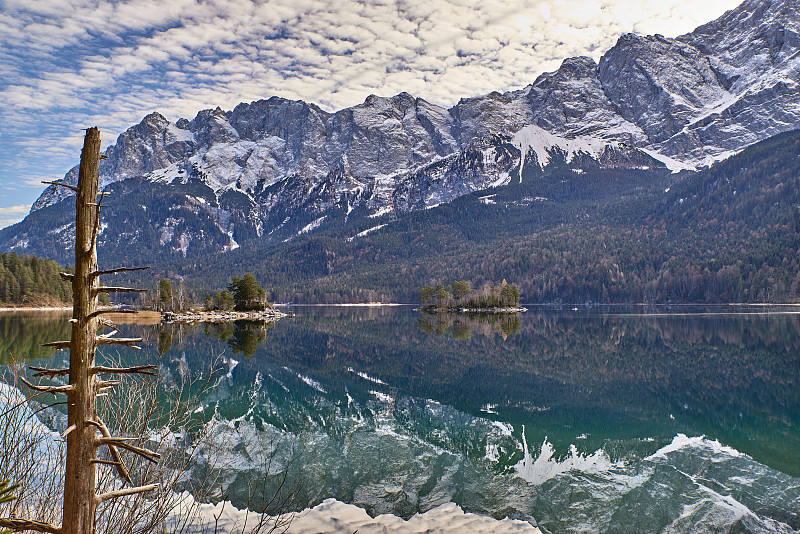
[228,273,271,311]
[419,279,522,309]
[452,280,472,300]
[500,280,521,307]
[212,290,235,311]
[419,285,435,304]
[203,274,270,312]
[434,283,450,307]
[159,278,173,311]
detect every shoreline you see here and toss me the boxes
[0,306,72,312]
[287,302,408,307]
[162,309,290,323]
[1,301,796,315]
[418,306,527,313]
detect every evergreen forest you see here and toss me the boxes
[0,253,72,306]
[419,280,522,309]
[3,130,800,306]
[174,130,800,305]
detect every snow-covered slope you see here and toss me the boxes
[20,0,800,257]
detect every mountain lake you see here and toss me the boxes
[1,305,798,533]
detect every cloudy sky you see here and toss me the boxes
[0,0,742,228]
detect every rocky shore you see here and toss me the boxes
[417,306,527,313]
[162,309,290,323]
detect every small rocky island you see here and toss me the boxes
[417,280,526,313]
[162,308,289,323]
[159,273,291,323]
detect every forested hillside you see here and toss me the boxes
[6,130,800,306]
[0,253,72,306]
[178,129,800,304]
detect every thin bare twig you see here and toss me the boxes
[90,266,150,279]
[86,418,132,485]
[96,483,159,504]
[42,180,78,193]
[0,518,62,534]
[94,437,160,463]
[96,287,148,294]
[90,365,157,377]
[40,341,71,350]
[18,376,74,395]
[29,366,71,379]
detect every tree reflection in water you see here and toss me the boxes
[226,321,273,358]
[0,312,71,364]
[156,320,275,357]
[418,311,521,339]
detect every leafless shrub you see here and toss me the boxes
[1,350,299,534]
[0,365,65,527]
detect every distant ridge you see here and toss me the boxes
[1,0,798,305]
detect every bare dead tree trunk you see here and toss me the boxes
[1,127,156,534]
[62,126,101,534]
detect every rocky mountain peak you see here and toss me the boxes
[535,56,598,84]
[599,32,730,144]
[523,56,645,144]
[362,92,417,110]
[139,111,170,131]
[680,0,799,92]
[25,0,800,240]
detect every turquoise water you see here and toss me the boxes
[4,306,799,532]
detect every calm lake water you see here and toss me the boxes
[2,305,799,533]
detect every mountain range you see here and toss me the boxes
[2,0,799,303]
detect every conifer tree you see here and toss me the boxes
[228,273,268,311]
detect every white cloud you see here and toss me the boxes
[0,204,32,229]
[0,0,744,217]
[0,205,31,216]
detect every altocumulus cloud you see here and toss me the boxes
[0,204,33,228]
[0,0,741,226]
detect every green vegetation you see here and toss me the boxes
[419,280,521,310]
[207,290,234,311]
[0,480,20,534]
[225,320,273,357]
[7,131,800,305]
[0,312,71,364]
[198,273,271,312]
[228,273,270,311]
[155,272,272,313]
[0,252,72,306]
[158,319,274,357]
[159,278,173,310]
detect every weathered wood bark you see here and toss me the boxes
[1,128,158,534]
[62,126,102,534]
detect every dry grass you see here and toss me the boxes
[102,310,162,325]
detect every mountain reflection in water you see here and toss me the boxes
[2,305,798,532]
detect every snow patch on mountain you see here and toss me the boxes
[512,125,616,180]
[347,223,388,242]
[299,216,326,235]
[223,230,239,252]
[146,163,186,184]
[639,149,695,173]
[368,206,394,219]
[166,123,195,143]
[490,172,512,188]
[513,125,609,167]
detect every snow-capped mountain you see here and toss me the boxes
[14,0,800,258]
